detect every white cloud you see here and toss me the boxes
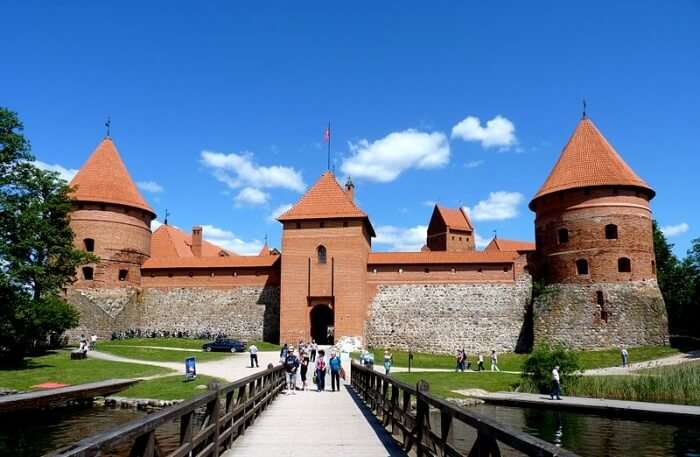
[268,203,293,222]
[201,224,263,255]
[151,219,163,231]
[661,223,689,238]
[201,150,305,192]
[374,225,428,251]
[34,161,78,182]
[474,232,491,249]
[137,181,164,193]
[340,129,449,183]
[451,115,517,149]
[234,187,269,206]
[464,160,485,169]
[423,200,437,207]
[464,191,524,221]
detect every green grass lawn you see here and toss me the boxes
[101,338,208,349]
[97,345,234,363]
[0,351,170,391]
[119,374,222,400]
[356,346,680,372]
[392,372,521,398]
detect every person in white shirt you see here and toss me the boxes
[90,334,97,350]
[621,347,629,368]
[477,354,484,371]
[550,365,562,400]
[249,344,259,368]
[490,350,500,372]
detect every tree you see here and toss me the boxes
[0,108,95,364]
[522,342,581,394]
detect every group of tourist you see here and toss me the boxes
[455,349,500,372]
[78,334,98,353]
[358,348,393,374]
[279,341,344,393]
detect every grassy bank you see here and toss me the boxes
[97,345,233,363]
[0,351,169,391]
[356,346,679,371]
[119,374,222,400]
[393,372,521,398]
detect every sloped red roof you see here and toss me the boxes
[367,250,517,265]
[484,238,535,252]
[142,255,279,269]
[278,171,375,236]
[531,118,654,207]
[151,225,237,258]
[258,241,271,256]
[436,206,473,231]
[70,137,154,215]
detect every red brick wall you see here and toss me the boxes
[533,187,657,284]
[279,218,370,343]
[445,229,476,251]
[141,267,280,288]
[70,202,152,288]
[366,263,516,284]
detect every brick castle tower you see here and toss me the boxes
[530,117,668,348]
[277,172,375,345]
[69,137,155,288]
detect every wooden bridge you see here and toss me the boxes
[48,363,578,457]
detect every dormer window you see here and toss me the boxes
[317,245,327,264]
[84,238,95,252]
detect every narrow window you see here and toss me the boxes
[558,228,569,244]
[576,259,588,275]
[596,291,608,322]
[83,238,95,252]
[651,260,656,274]
[118,269,128,281]
[618,257,631,273]
[82,266,94,280]
[605,224,618,240]
[317,245,327,264]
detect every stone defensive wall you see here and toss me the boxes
[534,280,668,349]
[364,257,532,354]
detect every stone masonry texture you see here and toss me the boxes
[364,275,532,354]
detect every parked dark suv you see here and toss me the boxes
[202,338,246,353]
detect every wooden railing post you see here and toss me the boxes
[415,380,430,457]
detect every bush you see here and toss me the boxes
[522,342,581,394]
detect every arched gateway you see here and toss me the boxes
[310,304,334,344]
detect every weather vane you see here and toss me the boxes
[582,98,587,119]
[164,208,170,225]
[105,116,111,137]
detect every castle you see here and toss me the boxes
[65,116,669,352]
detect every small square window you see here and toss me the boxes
[82,266,94,280]
[118,269,128,281]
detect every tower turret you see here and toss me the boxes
[69,137,155,287]
[530,117,668,348]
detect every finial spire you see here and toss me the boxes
[264,233,268,245]
[493,229,497,240]
[164,208,170,225]
[582,98,587,119]
[323,121,331,171]
[105,116,111,137]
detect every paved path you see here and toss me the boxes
[467,391,700,420]
[223,382,405,457]
[583,349,700,376]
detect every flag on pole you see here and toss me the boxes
[323,127,331,142]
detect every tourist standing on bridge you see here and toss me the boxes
[490,350,500,372]
[284,347,299,394]
[249,343,259,368]
[621,347,629,368]
[477,353,484,371]
[550,365,562,400]
[300,349,310,390]
[329,351,342,391]
[310,340,317,362]
[315,349,327,392]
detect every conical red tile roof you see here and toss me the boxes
[278,171,375,236]
[530,118,654,208]
[70,137,154,215]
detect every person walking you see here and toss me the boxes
[383,350,393,375]
[490,350,500,372]
[249,343,259,368]
[550,365,562,400]
[315,349,327,392]
[79,334,88,353]
[284,347,299,394]
[90,334,97,350]
[455,349,465,372]
[280,343,289,363]
[310,340,317,362]
[477,353,484,371]
[300,349,310,390]
[621,347,629,368]
[329,351,342,391]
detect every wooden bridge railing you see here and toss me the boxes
[350,361,579,457]
[49,364,286,457]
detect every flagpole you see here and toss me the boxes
[327,121,331,171]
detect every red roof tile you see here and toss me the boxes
[484,238,535,252]
[142,255,279,269]
[70,137,154,215]
[151,225,237,258]
[531,118,654,207]
[367,250,517,265]
[436,206,473,231]
[278,171,375,236]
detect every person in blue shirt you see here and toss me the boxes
[329,352,342,391]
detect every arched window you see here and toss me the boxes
[576,259,589,275]
[83,238,95,252]
[82,266,94,280]
[317,245,327,264]
[618,257,631,273]
[605,224,618,240]
[558,228,569,244]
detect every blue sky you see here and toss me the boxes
[2,1,698,255]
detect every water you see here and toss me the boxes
[439,404,700,457]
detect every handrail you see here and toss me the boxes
[47,364,286,457]
[350,361,579,457]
